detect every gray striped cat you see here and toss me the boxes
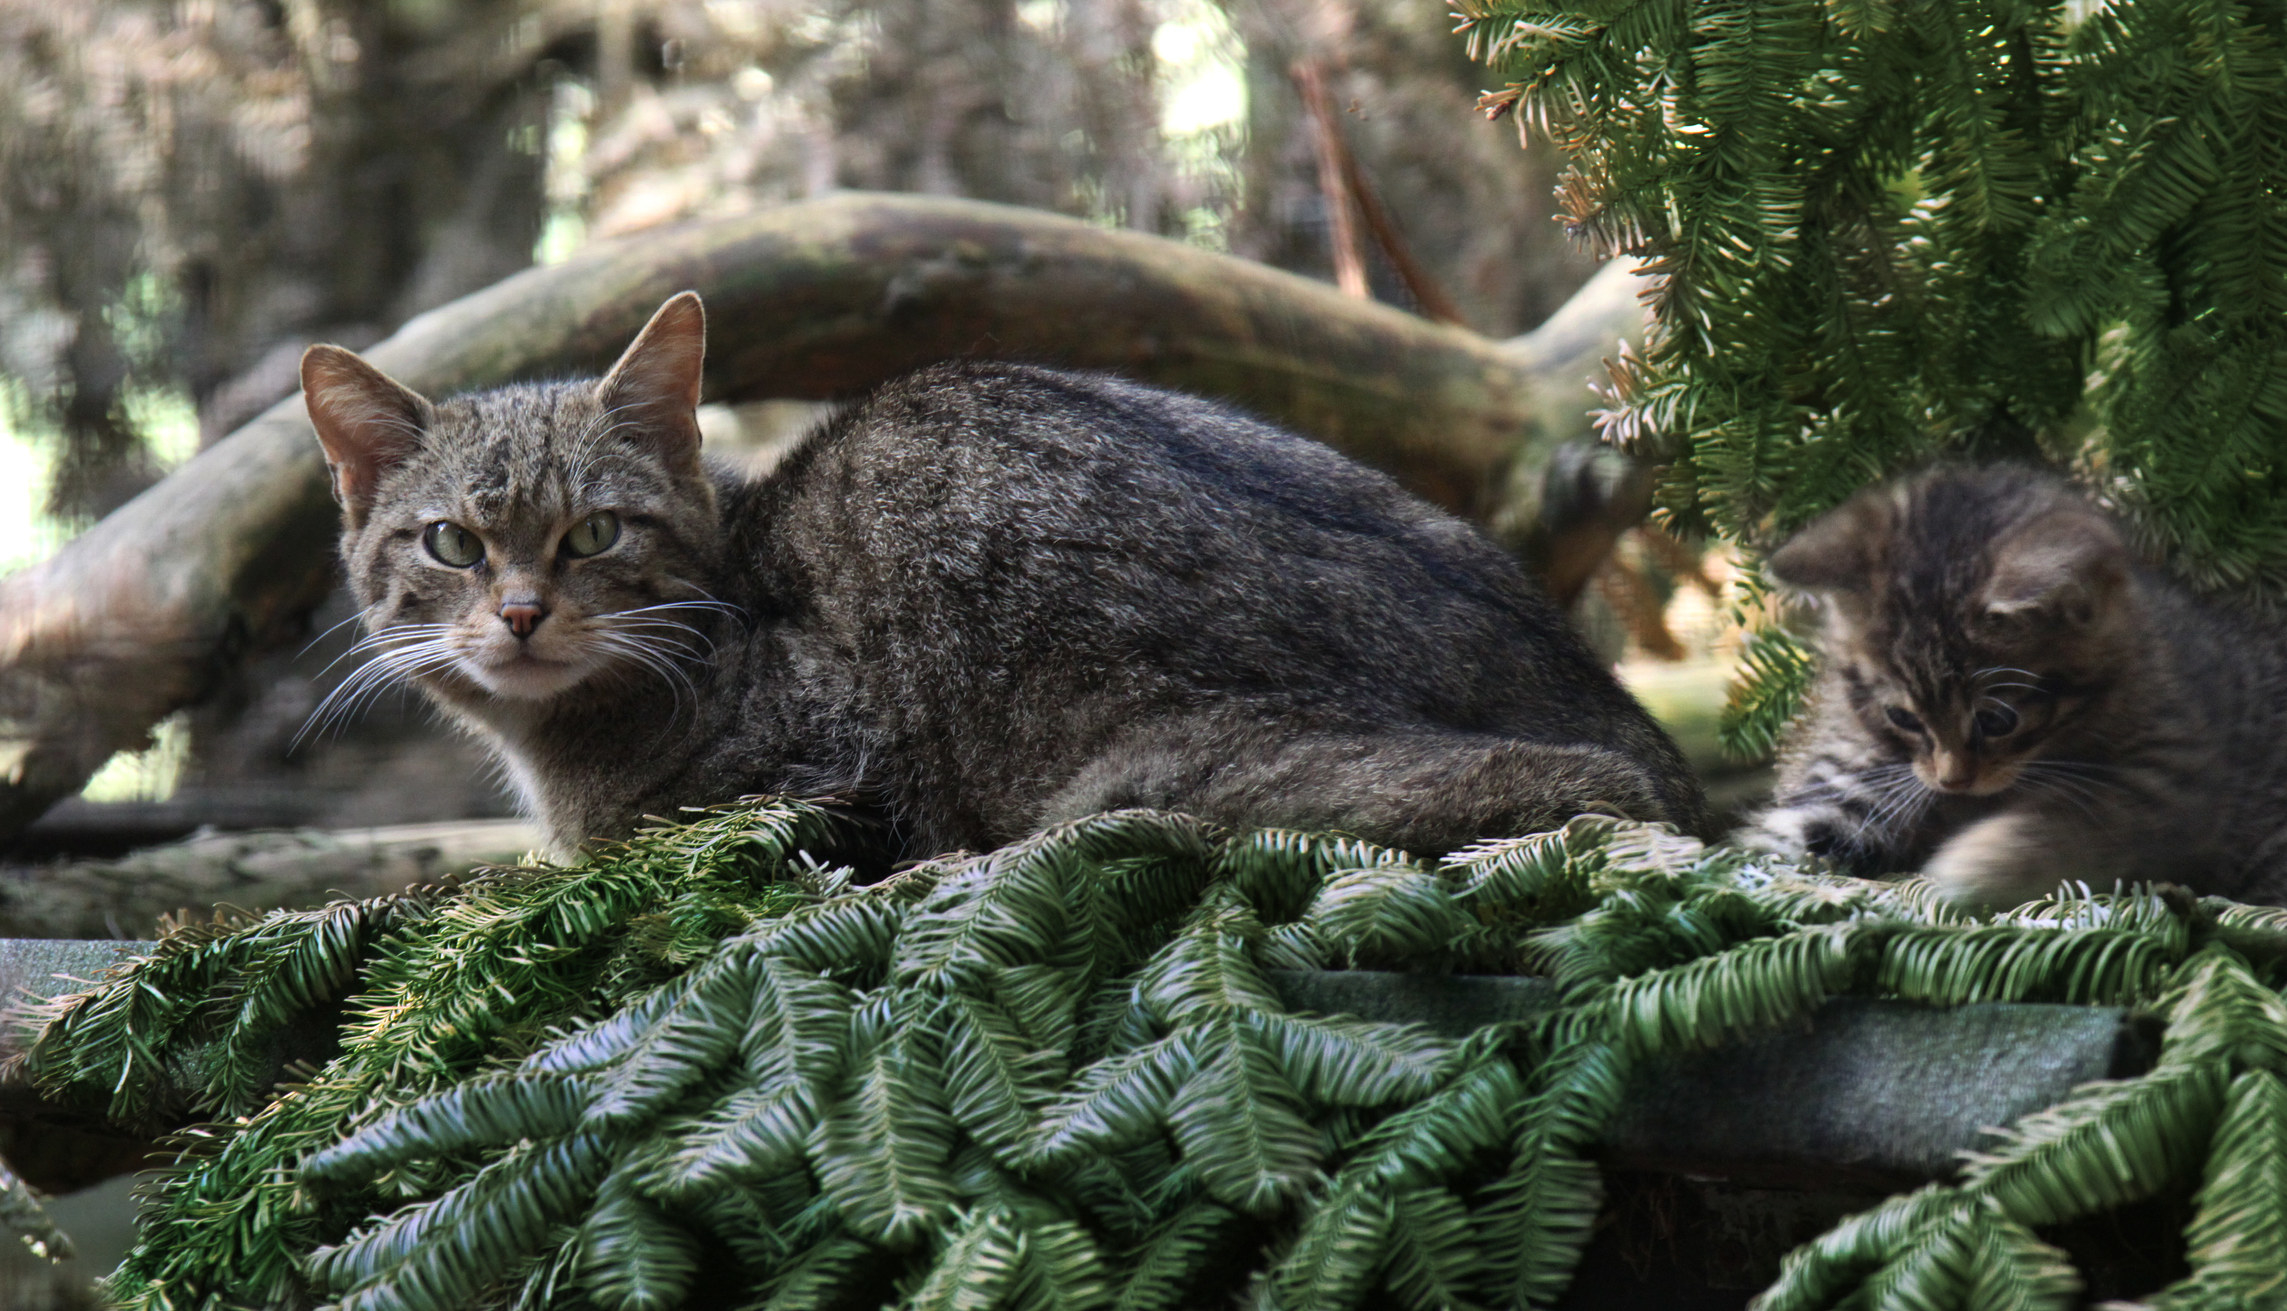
[300,293,1701,859]
[1740,466,2287,908]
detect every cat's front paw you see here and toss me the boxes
[1922,811,2098,910]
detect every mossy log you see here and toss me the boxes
[0,193,1649,843]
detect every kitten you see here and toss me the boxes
[1740,465,2287,908]
[299,293,1701,859]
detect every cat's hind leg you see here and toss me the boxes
[1041,720,1682,856]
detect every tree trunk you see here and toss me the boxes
[0,192,1648,843]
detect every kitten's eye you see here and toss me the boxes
[1975,704,2021,737]
[563,510,620,558]
[1885,706,1925,734]
[423,521,484,568]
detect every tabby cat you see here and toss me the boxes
[1740,465,2287,907]
[300,293,1701,859]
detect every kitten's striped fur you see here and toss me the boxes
[1740,466,2287,908]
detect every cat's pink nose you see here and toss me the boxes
[499,602,546,637]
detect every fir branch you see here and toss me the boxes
[576,1167,704,1311]
[1165,1016,1323,1216]
[1875,923,2178,1007]
[1606,922,1869,1057]
[1381,1184,1489,1311]
[1470,0,2287,591]
[1962,1061,2229,1226]
[806,991,960,1248]
[1110,1197,1237,1311]
[2172,1068,2287,1302]
[1304,861,1480,968]
[28,802,2287,1310]
[309,1133,618,1311]
[1721,625,1818,764]
[1751,1185,1960,1311]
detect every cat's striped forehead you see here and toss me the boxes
[405,381,683,522]
[1877,476,2023,684]
[1851,468,2128,701]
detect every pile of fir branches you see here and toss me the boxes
[15,797,2287,1310]
[1456,0,2287,753]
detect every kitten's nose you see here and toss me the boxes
[1931,750,1976,792]
[499,600,546,638]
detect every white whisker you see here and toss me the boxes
[297,610,371,659]
[587,629,699,724]
[294,631,463,749]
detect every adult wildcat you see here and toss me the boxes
[1740,465,2287,907]
[300,292,1700,859]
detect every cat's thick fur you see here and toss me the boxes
[301,293,1700,858]
[1740,465,2287,907]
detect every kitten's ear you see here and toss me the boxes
[596,292,706,471]
[301,345,434,521]
[1767,490,1895,593]
[1982,507,2128,629]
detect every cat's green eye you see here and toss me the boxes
[1885,706,1925,734]
[563,510,620,558]
[424,521,484,568]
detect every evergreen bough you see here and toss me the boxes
[16,797,2287,1309]
[1458,0,2287,748]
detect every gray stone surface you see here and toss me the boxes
[1273,970,2151,1185]
[1606,996,2153,1185]
[0,939,143,1006]
[0,940,157,1196]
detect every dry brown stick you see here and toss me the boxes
[1342,158,1469,328]
[1289,59,1468,327]
[1290,60,1372,300]
[1637,522,1724,597]
[0,192,1645,843]
[1593,550,1687,662]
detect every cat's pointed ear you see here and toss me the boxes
[596,292,706,471]
[1983,507,2128,629]
[301,345,434,522]
[1767,489,1896,594]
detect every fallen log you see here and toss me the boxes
[0,819,537,940]
[0,193,1649,842]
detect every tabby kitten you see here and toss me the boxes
[300,293,1701,859]
[1741,466,2287,907]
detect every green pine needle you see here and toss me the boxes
[1720,626,1819,764]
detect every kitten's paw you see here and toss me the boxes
[1923,812,2083,910]
[1734,804,1829,857]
